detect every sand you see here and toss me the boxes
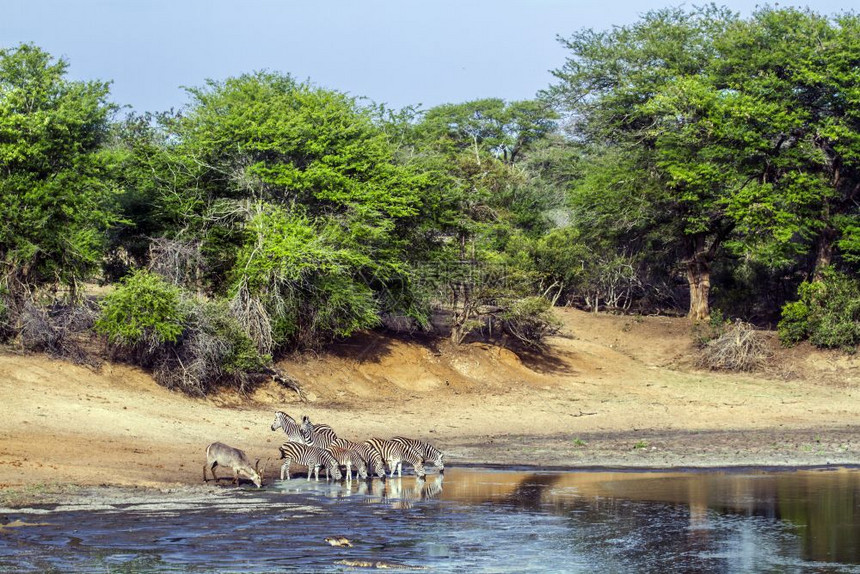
[0,308,858,496]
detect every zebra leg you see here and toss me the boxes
[345,461,352,481]
[280,458,292,480]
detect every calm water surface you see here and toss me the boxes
[1,467,859,573]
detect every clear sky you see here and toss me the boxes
[1,1,853,113]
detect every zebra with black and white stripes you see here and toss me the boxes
[391,436,444,472]
[270,411,305,443]
[363,438,426,478]
[340,440,386,479]
[300,415,338,448]
[326,445,368,480]
[278,442,343,481]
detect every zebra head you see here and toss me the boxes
[356,459,369,480]
[325,456,343,481]
[300,416,314,444]
[271,411,294,432]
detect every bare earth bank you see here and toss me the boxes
[0,309,858,500]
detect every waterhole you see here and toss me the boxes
[1,467,859,572]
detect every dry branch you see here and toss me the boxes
[697,321,770,372]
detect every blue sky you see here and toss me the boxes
[2,1,853,113]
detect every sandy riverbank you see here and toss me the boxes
[0,309,858,498]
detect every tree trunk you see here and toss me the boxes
[684,234,713,322]
[686,258,711,321]
[812,225,836,280]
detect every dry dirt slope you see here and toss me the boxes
[0,309,858,490]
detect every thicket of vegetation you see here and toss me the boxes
[2,5,859,392]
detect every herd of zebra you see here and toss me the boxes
[204,410,445,488]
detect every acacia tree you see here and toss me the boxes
[547,6,860,320]
[415,98,557,165]
[148,72,424,350]
[713,9,860,276]
[547,6,737,320]
[0,44,116,300]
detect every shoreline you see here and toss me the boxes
[1,309,857,497]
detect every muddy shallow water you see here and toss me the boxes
[1,467,859,573]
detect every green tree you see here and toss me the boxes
[546,6,737,320]
[415,98,557,164]
[143,72,424,348]
[713,9,860,276]
[547,6,860,320]
[0,44,116,299]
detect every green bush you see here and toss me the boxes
[777,269,860,352]
[95,269,185,349]
[777,301,810,345]
[500,296,562,349]
[152,298,270,395]
[97,272,271,394]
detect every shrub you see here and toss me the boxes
[692,308,730,347]
[499,296,562,350]
[20,299,99,363]
[697,320,769,371]
[777,301,810,345]
[777,269,860,352]
[95,269,185,351]
[152,298,270,395]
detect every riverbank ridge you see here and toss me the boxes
[0,308,858,492]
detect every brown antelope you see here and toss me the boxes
[203,442,263,488]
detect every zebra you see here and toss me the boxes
[327,445,368,480]
[278,442,342,481]
[270,411,305,443]
[363,438,426,478]
[300,415,338,447]
[350,442,387,479]
[391,436,445,472]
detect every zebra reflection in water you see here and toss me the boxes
[354,474,444,510]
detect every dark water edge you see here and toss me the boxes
[1,466,859,573]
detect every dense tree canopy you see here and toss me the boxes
[547,6,860,321]
[2,4,860,391]
[0,44,116,297]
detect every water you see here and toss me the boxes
[1,467,859,573]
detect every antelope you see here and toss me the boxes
[204,442,263,488]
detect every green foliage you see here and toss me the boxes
[0,44,117,293]
[176,71,419,221]
[778,269,860,351]
[499,296,561,349]
[95,269,185,347]
[230,205,382,349]
[777,301,811,346]
[547,7,860,319]
[415,98,557,164]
